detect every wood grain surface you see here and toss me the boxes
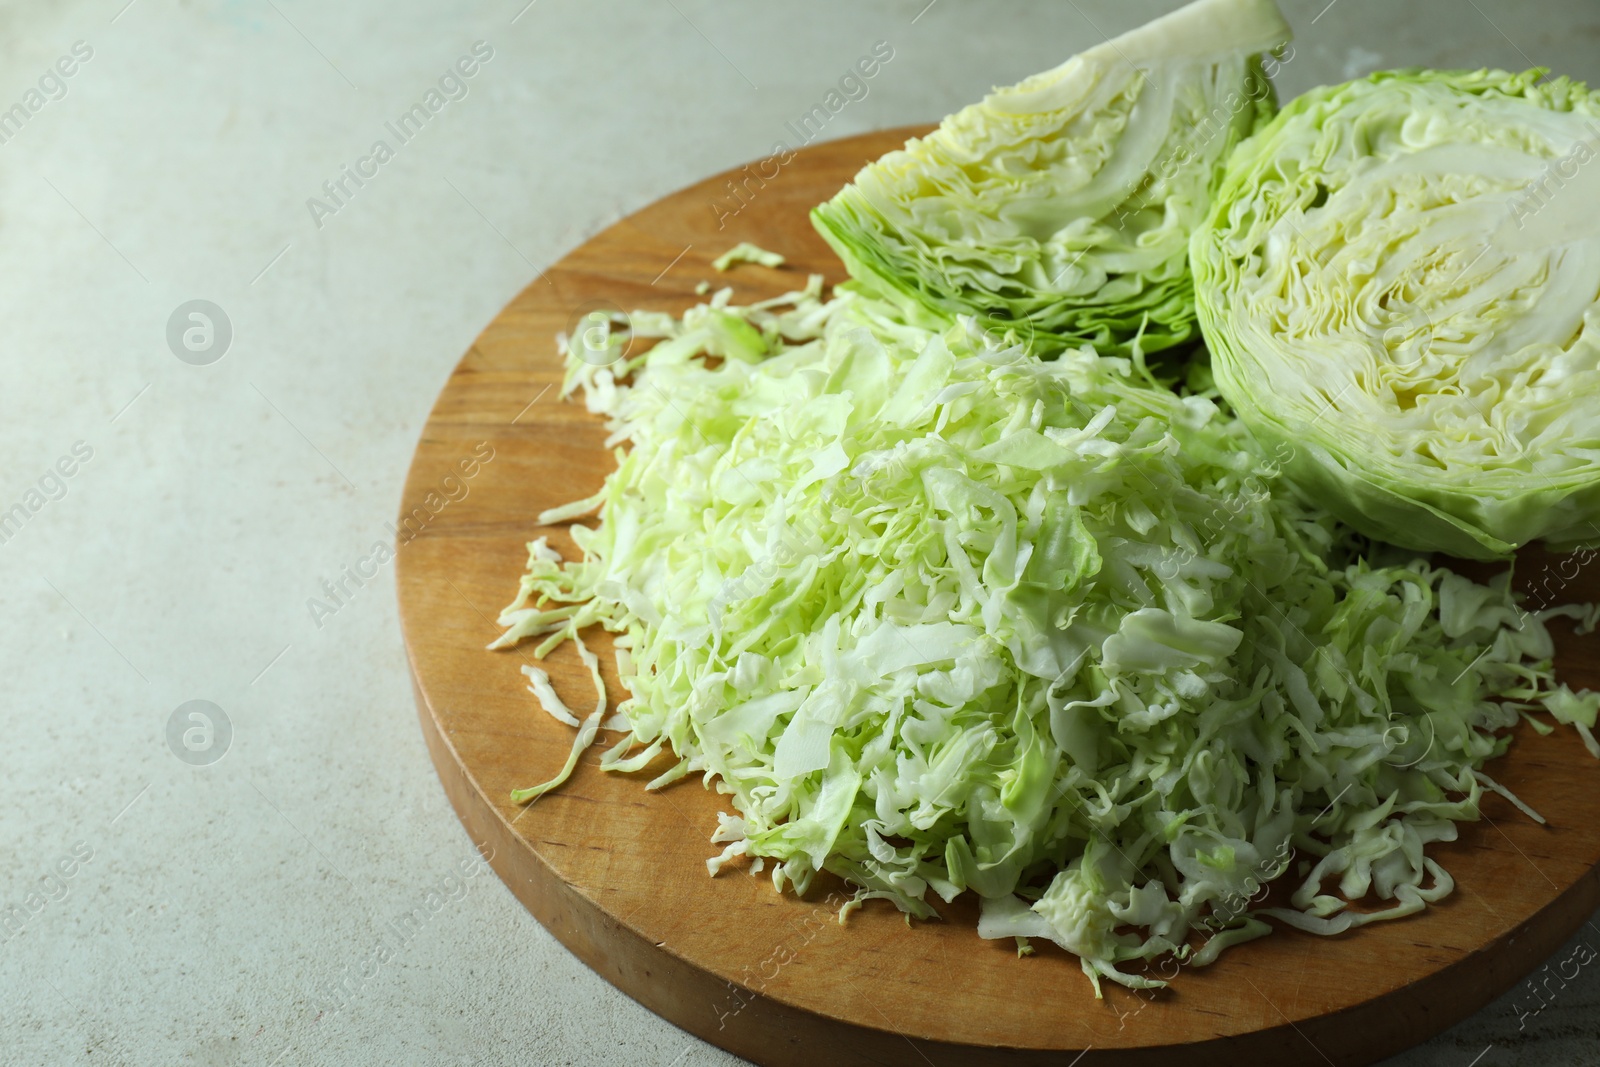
[394,127,1600,1066]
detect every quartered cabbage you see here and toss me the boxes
[497,280,1596,993]
[810,0,1290,357]
[1193,68,1600,559]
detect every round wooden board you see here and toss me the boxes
[395,127,1600,1066]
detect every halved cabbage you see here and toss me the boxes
[1193,68,1600,559]
[811,0,1290,356]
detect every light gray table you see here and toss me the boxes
[2,1,1596,1064]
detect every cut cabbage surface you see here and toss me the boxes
[1193,68,1600,559]
[811,0,1290,357]
[497,281,1595,993]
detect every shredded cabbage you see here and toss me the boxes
[811,0,1290,357]
[497,279,1596,993]
[1192,68,1600,558]
[713,242,786,271]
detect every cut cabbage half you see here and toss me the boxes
[811,0,1290,356]
[1193,68,1600,559]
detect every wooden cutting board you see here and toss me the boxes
[395,127,1600,1066]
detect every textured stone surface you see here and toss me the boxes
[0,1,1595,1064]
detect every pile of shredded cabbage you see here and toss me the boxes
[495,277,1600,993]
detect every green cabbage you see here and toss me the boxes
[811,0,1290,357]
[1193,68,1600,559]
[498,279,1594,993]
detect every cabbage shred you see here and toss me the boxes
[497,282,1597,993]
